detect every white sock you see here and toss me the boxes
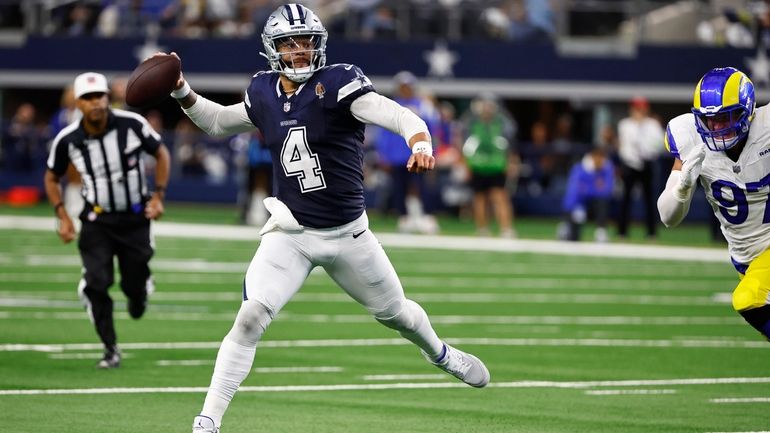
[200,337,257,428]
[199,301,272,427]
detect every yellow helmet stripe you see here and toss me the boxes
[722,71,743,107]
[693,78,703,109]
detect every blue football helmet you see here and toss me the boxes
[260,4,327,83]
[691,67,755,151]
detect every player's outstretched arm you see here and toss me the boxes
[163,52,255,137]
[657,147,705,227]
[350,92,435,173]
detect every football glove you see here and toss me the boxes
[679,146,706,189]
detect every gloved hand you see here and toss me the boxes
[679,146,706,189]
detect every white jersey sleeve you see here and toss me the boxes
[182,97,256,137]
[349,92,428,142]
[668,106,770,265]
[664,113,697,162]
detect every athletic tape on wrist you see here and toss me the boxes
[411,141,433,155]
[170,81,191,99]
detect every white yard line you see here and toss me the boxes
[2,376,769,396]
[155,361,343,374]
[276,313,743,326]
[0,215,729,262]
[2,336,769,353]
[0,258,731,278]
[710,397,770,403]
[156,360,213,366]
[48,353,133,360]
[0,293,734,309]
[0,309,744,326]
[252,366,344,373]
[362,374,447,381]
[584,389,677,395]
[0,274,732,291]
[0,268,733,286]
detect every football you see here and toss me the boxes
[125,54,181,108]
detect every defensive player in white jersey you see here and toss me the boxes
[658,66,770,341]
[165,4,489,433]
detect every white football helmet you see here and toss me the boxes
[260,4,328,83]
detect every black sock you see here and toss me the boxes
[738,305,770,338]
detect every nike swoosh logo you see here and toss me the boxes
[345,65,353,70]
[352,229,366,239]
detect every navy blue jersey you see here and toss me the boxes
[244,64,375,228]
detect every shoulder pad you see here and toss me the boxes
[666,113,697,160]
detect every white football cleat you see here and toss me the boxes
[423,343,490,388]
[192,415,218,433]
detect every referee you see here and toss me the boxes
[43,72,171,369]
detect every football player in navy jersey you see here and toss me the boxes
[167,4,490,433]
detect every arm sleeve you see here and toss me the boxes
[350,92,428,142]
[657,169,693,228]
[182,97,256,137]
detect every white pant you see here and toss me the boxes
[244,212,405,317]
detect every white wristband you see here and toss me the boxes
[411,141,433,155]
[170,81,191,99]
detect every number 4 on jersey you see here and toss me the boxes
[280,127,326,193]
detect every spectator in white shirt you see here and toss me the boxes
[616,96,664,239]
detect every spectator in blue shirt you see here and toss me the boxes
[374,71,440,233]
[558,144,614,242]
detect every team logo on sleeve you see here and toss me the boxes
[315,82,325,99]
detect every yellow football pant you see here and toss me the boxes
[734,249,770,312]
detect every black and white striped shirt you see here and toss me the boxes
[47,109,162,213]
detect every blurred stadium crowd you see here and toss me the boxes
[4,0,770,44]
[9,0,557,41]
[1,0,768,240]
[0,64,668,240]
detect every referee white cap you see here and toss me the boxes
[74,72,109,99]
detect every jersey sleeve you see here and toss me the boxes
[46,132,71,176]
[664,123,681,159]
[136,116,163,155]
[332,64,375,111]
[664,113,696,161]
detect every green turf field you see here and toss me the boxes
[1,207,767,433]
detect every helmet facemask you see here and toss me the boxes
[260,4,328,83]
[692,105,751,151]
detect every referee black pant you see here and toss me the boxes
[77,213,153,348]
[618,161,657,238]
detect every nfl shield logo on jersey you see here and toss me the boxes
[315,82,325,99]
[283,102,291,112]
